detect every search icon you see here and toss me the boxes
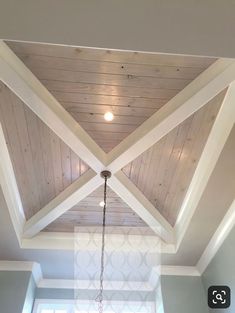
[208,286,231,309]
[216,293,223,301]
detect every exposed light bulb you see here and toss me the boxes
[99,201,105,207]
[104,111,114,122]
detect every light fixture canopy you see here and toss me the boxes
[100,170,112,179]
[104,111,114,122]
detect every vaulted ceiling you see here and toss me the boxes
[0,40,234,259]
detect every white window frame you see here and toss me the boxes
[33,299,156,313]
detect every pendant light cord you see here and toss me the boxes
[96,175,108,313]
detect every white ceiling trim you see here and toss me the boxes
[175,82,235,250]
[159,266,200,277]
[20,231,175,254]
[197,199,235,275]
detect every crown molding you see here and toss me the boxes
[0,260,42,284]
[160,266,200,277]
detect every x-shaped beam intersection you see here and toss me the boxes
[1,40,235,245]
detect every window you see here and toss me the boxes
[33,300,155,313]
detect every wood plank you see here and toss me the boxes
[38,116,56,205]
[23,170,102,237]
[122,91,224,226]
[175,84,235,249]
[0,124,25,241]
[107,59,235,173]
[41,77,178,99]
[60,142,72,189]
[45,185,149,231]
[25,67,192,90]
[24,102,49,211]
[166,91,225,224]
[10,95,42,217]
[88,131,128,141]
[17,53,209,79]
[0,84,34,215]
[67,112,147,125]
[0,83,91,220]
[3,41,218,155]
[0,40,106,172]
[109,172,174,243]
[7,41,215,68]
[79,121,136,133]
[50,131,64,195]
[61,102,157,118]
[51,91,169,109]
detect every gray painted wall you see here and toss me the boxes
[161,276,208,313]
[36,278,208,313]
[202,225,235,313]
[0,271,35,313]
[23,274,36,313]
[2,226,235,313]
[36,288,74,300]
[0,0,235,57]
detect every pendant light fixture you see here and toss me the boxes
[95,170,112,313]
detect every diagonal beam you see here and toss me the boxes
[107,59,235,173]
[23,170,103,238]
[0,123,25,241]
[2,38,235,248]
[0,40,177,242]
[175,82,235,250]
[0,40,106,172]
[108,171,175,243]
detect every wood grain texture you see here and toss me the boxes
[44,186,149,232]
[6,41,216,152]
[122,90,225,226]
[0,82,89,220]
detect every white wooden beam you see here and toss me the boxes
[0,123,25,241]
[23,170,103,238]
[175,83,235,250]
[21,231,175,254]
[0,40,106,172]
[107,59,235,173]
[1,37,235,253]
[108,171,175,243]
